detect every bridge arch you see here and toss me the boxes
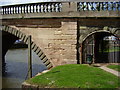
[1,25,53,69]
[81,30,120,64]
[82,29,120,43]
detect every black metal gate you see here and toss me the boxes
[82,33,120,64]
[82,35,95,64]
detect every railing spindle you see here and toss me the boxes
[2,8,4,15]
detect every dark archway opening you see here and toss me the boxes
[1,30,47,88]
[2,31,19,75]
[82,32,120,64]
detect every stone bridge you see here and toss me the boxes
[1,1,120,69]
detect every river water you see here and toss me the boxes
[2,48,47,88]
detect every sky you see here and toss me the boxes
[0,0,66,6]
[0,0,119,6]
[0,0,48,6]
[0,0,71,6]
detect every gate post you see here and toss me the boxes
[28,35,32,78]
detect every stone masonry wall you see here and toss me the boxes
[79,26,120,44]
[17,21,77,67]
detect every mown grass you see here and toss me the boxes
[107,65,120,72]
[26,64,120,88]
[99,47,120,52]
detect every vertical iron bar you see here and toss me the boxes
[28,35,32,79]
[108,39,110,63]
[77,20,80,64]
[92,35,95,63]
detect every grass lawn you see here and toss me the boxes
[26,64,120,88]
[99,47,120,52]
[107,65,120,72]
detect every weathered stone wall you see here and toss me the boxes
[2,18,120,67]
[16,21,77,66]
[78,26,120,44]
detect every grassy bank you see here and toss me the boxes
[26,64,119,88]
[107,65,120,72]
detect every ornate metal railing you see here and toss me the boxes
[1,2,62,15]
[77,2,120,11]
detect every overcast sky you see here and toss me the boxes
[0,0,72,6]
[0,0,119,6]
[0,0,74,6]
[0,0,55,6]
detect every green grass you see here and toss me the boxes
[26,64,120,88]
[99,47,120,52]
[107,65,120,72]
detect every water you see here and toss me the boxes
[2,48,47,88]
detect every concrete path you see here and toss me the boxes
[99,66,120,77]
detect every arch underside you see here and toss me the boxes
[82,30,120,43]
[1,25,53,69]
[82,31,120,63]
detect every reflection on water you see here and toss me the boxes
[3,48,47,88]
